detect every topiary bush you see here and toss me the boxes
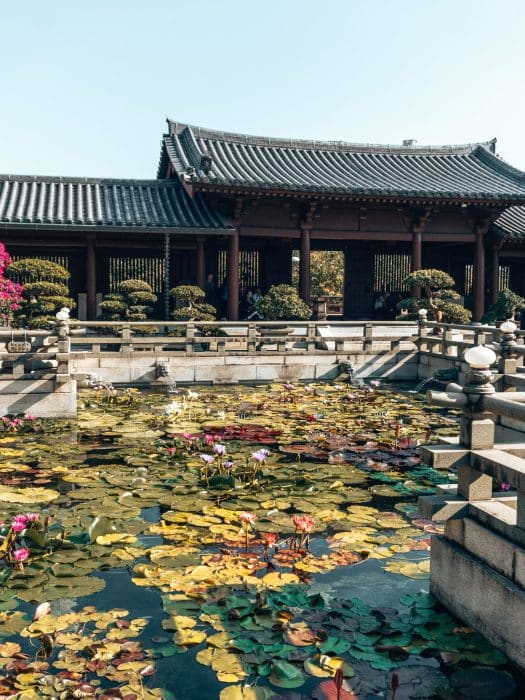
[482,288,525,324]
[7,258,75,328]
[99,279,158,324]
[398,268,470,324]
[170,285,216,321]
[256,284,311,320]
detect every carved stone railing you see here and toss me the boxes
[66,320,418,357]
[420,350,525,670]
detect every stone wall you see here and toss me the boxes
[72,349,418,386]
[0,378,77,418]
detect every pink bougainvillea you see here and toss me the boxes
[0,243,23,321]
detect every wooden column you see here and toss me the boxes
[473,226,485,322]
[299,227,311,305]
[227,229,240,320]
[196,237,206,289]
[86,235,96,321]
[491,243,500,306]
[411,227,423,298]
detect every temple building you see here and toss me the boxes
[2,118,525,321]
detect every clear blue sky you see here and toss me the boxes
[2,0,525,178]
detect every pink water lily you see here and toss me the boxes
[252,449,270,463]
[213,443,226,456]
[239,511,257,525]
[13,548,30,562]
[200,454,215,464]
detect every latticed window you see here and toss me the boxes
[217,250,260,290]
[373,254,411,293]
[108,257,165,294]
[464,265,509,295]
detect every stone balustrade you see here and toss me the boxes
[420,353,525,671]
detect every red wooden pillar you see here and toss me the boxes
[196,237,206,290]
[299,227,311,305]
[227,229,240,320]
[491,243,500,306]
[411,228,422,298]
[473,227,485,322]
[86,235,96,320]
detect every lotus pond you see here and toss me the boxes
[0,382,523,699]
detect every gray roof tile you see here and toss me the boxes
[0,175,231,231]
[159,120,525,202]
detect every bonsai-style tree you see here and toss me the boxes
[99,279,158,322]
[7,258,75,329]
[482,288,525,324]
[256,284,312,320]
[170,285,216,321]
[0,244,23,325]
[397,269,471,324]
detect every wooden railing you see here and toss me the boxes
[66,320,418,356]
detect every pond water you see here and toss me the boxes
[0,382,523,699]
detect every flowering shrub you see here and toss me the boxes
[0,244,23,324]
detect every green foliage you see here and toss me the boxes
[8,258,70,283]
[116,279,153,294]
[170,285,216,321]
[398,268,469,324]
[482,288,525,324]
[99,279,158,324]
[292,251,345,298]
[170,285,206,305]
[8,258,74,328]
[403,269,455,291]
[256,284,312,320]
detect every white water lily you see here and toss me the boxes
[33,601,51,621]
[187,390,199,400]
[164,400,183,416]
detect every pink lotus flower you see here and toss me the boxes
[213,443,226,456]
[291,514,315,533]
[261,532,278,547]
[204,434,217,445]
[24,513,39,522]
[11,517,27,533]
[239,511,257,525]
[13,548,30,562]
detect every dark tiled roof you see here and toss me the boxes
[159,119,525,202]
[492,206,525,243]
[0,175,231,231]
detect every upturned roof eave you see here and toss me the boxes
[187,179,525,206]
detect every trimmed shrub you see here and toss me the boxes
[7,258,74,328]
[170,285,216,321]
[256,284,311,320]
[99,279,158,324]
[483,288,525,324]
[399,268,470,324]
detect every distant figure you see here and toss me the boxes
[241,289,254,319]
[218,280,228,318]
[204,273,216,306]
[374,292,386,319]
[252,286,263,305]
